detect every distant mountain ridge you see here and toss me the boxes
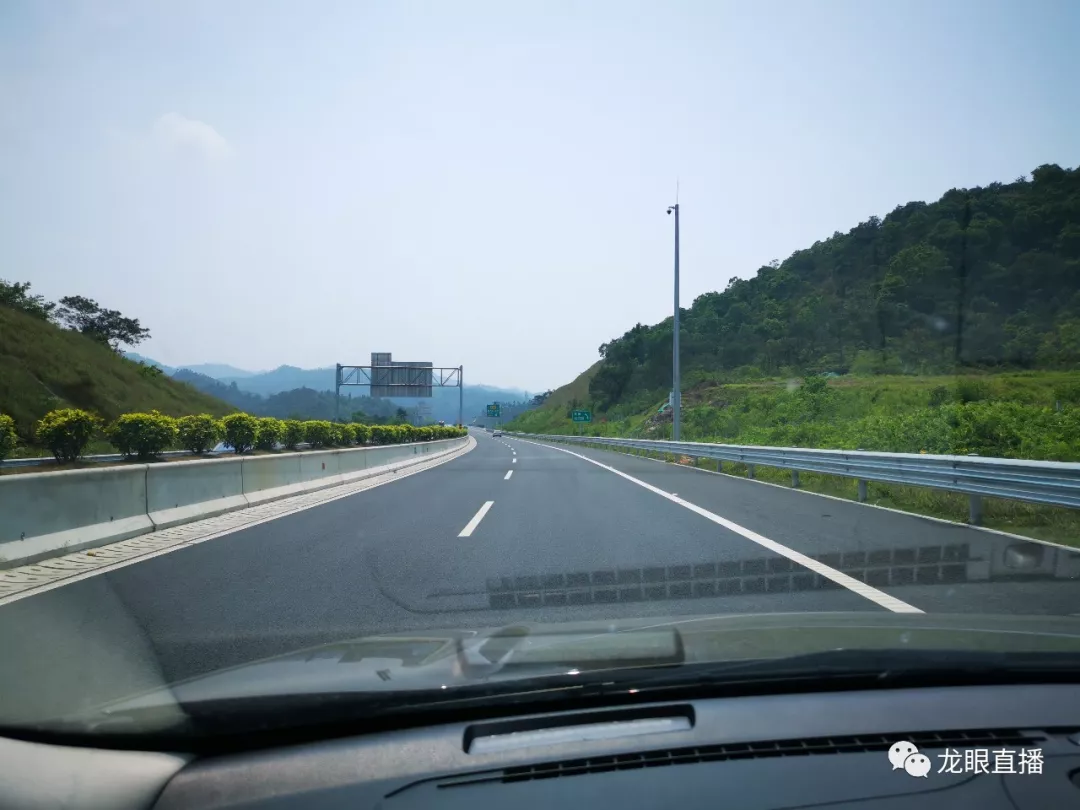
[186,363,258,379]
[123,353,256,380]
[135,354,531,424]
[219,365,336,395]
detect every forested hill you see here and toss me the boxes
[590,164,1080,411]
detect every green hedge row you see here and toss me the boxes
[0,409,466,463]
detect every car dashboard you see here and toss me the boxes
[4,683,1080,809]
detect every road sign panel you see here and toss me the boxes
[571,410,592,422]
[486,404,501,417]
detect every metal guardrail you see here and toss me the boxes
[505,433,1080,525]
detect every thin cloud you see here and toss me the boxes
[152,112,232,161]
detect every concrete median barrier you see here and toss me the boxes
[146,458,247,530]
[297,449,343,492]
[0,436,469,569]
[337,446,369,475]
[240,453,305,506]
[0,465,152,567]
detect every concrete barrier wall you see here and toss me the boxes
[146,458,246,530]
[298,449,342,490]
[337,446,369,474]
[0,437,467,568]
[0,465,152,566]
[241,454,304,506]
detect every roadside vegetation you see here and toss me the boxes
[505,165,1080,546]
[2,280,463,462]
[510,371,1080,461]
[0,292,233,439]
[0,407,467,473]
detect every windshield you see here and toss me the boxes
[1,1,1079,743]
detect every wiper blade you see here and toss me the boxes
[614,647,1080,691]
[28,649,1080,749]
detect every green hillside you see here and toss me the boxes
[505,166,1080,544]
[581,164,1079,413]
[512,164,1080,437]
[0,305,233,441]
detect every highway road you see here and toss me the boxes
[2,427,1080,696]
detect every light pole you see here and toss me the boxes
[666,202,681,440]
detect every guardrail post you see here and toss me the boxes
[857,480,868,502]
[716,459,722,473]
[791,470,799,488]
[693,456,699,467]
[746,464,755,479]
[968,494,983,526]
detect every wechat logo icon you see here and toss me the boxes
[888,741,930,777]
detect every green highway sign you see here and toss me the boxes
[486,404,501,417]
[571,410,592,423]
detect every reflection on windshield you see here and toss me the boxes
[472,538,1080,610]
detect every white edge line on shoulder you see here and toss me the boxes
[515,439,923,614]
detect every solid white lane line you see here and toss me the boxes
[459,500,495,537]
[515,440,923,614]
[504,470,513,480]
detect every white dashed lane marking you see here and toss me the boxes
[458,501,495,537]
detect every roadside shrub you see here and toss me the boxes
[1053,381,1080,405]
[107,411,178,460]
[338,423,357,445]
[353,424,372,445]
[177,414,221,454]
[303,420,333,448]
[283,419,305,450]
[254,417,285,451]
[326,423,344,446]
[220,413,259,454]
[35,408,102,463]
[0,413,17,461]
[928,385,950,407]
[954,378,990,404]
[369,424,402,445]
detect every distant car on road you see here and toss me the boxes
[493,430,503,437]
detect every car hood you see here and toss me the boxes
[101,611,1080,715]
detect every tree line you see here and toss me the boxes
[0,281,150,351]
[590,164,1080,410]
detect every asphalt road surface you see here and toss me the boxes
[3,428,1079,694]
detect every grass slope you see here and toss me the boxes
[1,306,234,440]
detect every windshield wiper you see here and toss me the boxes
[615,647,1080,691]
[19,648,1080,751]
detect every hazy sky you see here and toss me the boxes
[2,1,1077,390]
